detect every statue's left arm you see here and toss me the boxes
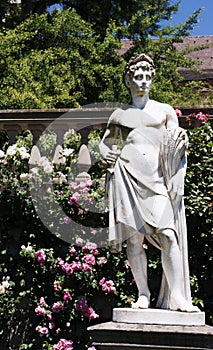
[162,104,188,206]
[165,104,179,129]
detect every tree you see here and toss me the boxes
[0,1,207,108]
[0,0,21,28]
[1,0,200,40]
[0,9,127,108]
[61,0,180,39]
[0,0,55,28]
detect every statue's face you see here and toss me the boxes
[127,63,152,96]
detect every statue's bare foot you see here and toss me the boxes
[170,295,200,312]
[132,295,149,309]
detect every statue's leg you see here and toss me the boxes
[158,229,199,312]
[127,232,150,309]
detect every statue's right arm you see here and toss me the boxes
[99,124,120,165]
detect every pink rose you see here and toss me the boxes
[86,179,93,187]
[82,242,97,252]
[83,254,96,265]
[64,217,71,224]
[82,263,92,273]
[84,197,92,203]
[49,322,55,329]
[196,112,207,123]
[35,306,46,316]
[175,108,182,117]
[47,313,52,320]
[52,302,63,313]
[61,262,74,275]
[71,261,82,271]
[76,237,83,246]
[75,299,99,320]
[69,247,76,254]
[54,339,73,350]
[84,306,99,320]
[36,325,48,334]
[69,192,81,204]
[97,257,107,266]
[99,278,116,293]
[35,250,46,263]
[99,277,106,286]
[39,297,46,307]
[63,291,71,301]
[82,187,89,194]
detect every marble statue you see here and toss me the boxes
[99,53,200,312]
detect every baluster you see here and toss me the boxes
[75,144,91,183]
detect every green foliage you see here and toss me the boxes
[38,130,57,158]
[0,1,209,108]
[63,129,81,152]
[0,9,126,108]
[185,122,212,224]
[0,0,180,37]
[184,122,213,313]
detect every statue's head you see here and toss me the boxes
[123,53,155,89]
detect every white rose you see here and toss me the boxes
[63,128,76,139]
[26,243,33,252]
[23,153,30,160]
[30,167,39,176]
[2,280,10,289]
[0,150,5,158]
[39,157,53,173]
[43,164,53,174]
[0,285,5,294]
[58,171,67,182]
[18,147,30,159]
[62,148,74,157]
[6,145,17,157]
[20,173,29,181]
[39,156,49,166]
[46,187,52,194]
[21,243,33,252]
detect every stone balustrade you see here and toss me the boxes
[0,108,113,145]
[0,107,212,144]
[0,106,212,182]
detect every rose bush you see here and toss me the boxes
[0,129,135,349]
[0,116,212,349]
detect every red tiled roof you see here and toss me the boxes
[119,36,213,81]
[175,36,213,80]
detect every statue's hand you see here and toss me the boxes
[104,149,121,166]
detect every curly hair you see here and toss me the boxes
[123,53,155,88]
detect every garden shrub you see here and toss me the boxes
[184,121,213,320]
[0,118,212,349]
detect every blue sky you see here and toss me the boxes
[168,0,213,36]
[48,1,213,37]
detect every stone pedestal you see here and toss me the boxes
[113,307,205,326]
[88,308,213,350]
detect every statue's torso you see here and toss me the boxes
[110,100,167,131]
[109,101,168,178]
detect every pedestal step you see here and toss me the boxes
[91,343,211,350]
[113,308,205,326]
[88,320,213,350]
